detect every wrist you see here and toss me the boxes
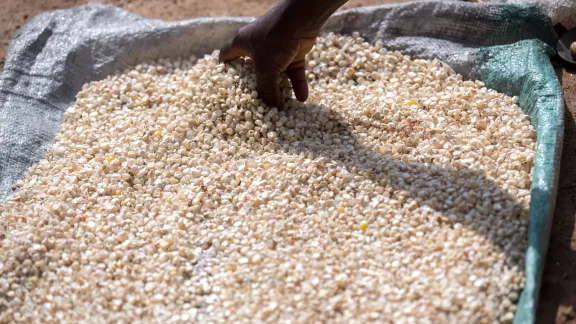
[272,0,347,37]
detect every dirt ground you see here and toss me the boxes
[2,0,575,322]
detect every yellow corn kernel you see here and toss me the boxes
[408,100,417,106]
[107,157,115,163]
[359,223,368,231]
[337,207,345,213]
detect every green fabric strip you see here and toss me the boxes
[476,39,564,324]
[492,4,556,48]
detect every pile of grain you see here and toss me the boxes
[0,34,534,323]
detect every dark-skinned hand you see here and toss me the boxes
[219,0,348,107]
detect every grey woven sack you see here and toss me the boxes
[0,2,565,323]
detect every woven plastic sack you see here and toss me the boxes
[475,0,576,29]
[0,2,564,323]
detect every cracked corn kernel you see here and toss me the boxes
[0,33,534,324]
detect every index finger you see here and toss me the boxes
[219,35,249,63]
[286,59,308,102]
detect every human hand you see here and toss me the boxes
[219,0,348,107]
[219,8,317,106]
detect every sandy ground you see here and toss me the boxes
[1,0,576,322]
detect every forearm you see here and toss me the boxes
[268,0,349,37]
